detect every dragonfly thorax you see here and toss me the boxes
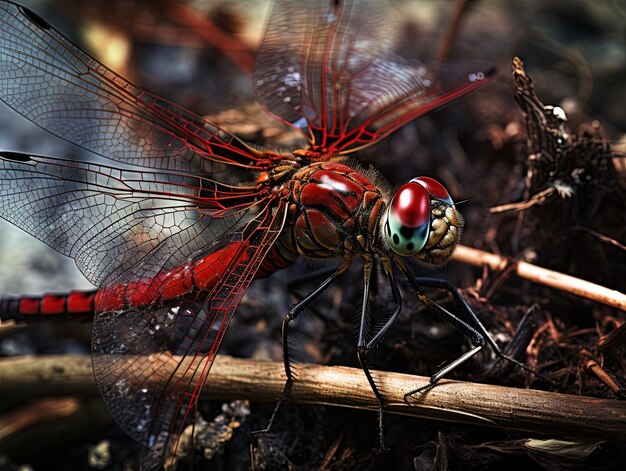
[278,160,386,259]
[382,177,463,267]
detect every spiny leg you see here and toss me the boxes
[254,260,351,434]
[357,257,402,451]
[286,265,338,296]
[286,265,339,323]
[410,276,549,382]
[395,263,487,401]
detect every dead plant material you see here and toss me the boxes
[452,244,626,311]
[1,354,625,442]
[489,57,625,289]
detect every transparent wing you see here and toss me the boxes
[92,201,288,465]
[0,1,264,174]
[0,151,267,287]
[254,0,493,154]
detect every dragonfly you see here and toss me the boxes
[0,0,526,467]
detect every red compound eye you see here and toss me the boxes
[385,182,431,256]
[391,182,430,228]
[412,176,453,205]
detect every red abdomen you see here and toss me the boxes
[0,290,97,322]
[1,242,246,322]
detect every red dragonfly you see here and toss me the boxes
[0,0,514,466]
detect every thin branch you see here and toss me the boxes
[452,245,626,311]
[434,0,471,62]
[165,2,255,74]
[1,355,624,441]
[489,187,555,214]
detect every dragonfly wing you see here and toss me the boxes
[92,200,288,465]
[0,1,262,174]
[254,0,493,154]
[0,151,265,287]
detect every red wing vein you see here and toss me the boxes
[0,1,263,174]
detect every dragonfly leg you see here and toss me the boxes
[411,276,550,383]
[394,265,488,401]
[356,257,402,451]
[254,260,351,435]
[286,265,339,322]
[286,265,338,296]
[390,264,482,403]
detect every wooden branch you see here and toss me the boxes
[1,355,624,441]
[452,245,626,311]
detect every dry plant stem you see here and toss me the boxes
[1,355,625,441]
[452,245,626,311]
[597,323,626,352]
[489,187,555,214]
[434,0,470,62]
[0,398,80,437]
[584,358,625,397]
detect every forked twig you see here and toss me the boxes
[489,187,555,214]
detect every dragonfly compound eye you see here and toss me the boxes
[383,181,431,256]
[410,176,453,205]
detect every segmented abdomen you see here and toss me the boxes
[0,242,246,322]
[0,290,97,322]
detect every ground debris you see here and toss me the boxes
[488,57,626,292]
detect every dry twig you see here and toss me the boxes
[1,355,624,442]
[452,245,626,311]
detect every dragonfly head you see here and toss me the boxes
[381,177,463,266]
